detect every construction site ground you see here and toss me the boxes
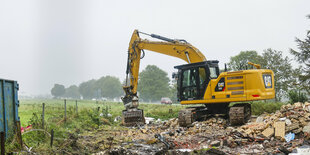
[50,102,310,155]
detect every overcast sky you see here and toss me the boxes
[0,0,309,95]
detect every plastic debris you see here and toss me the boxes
[285,132,295,142]
[145,117,155,124]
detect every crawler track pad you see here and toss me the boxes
[229,103,251,126]
[122,109,145,126]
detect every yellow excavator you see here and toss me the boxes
[122,30,275,127]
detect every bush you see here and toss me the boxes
[251,102,284,115]
[288,90,308,104]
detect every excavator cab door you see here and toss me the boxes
[175,61,219,101]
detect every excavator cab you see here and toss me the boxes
[174,60,220,101]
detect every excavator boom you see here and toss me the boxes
[122,30,206,126]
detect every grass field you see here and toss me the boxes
[19,99,186,127]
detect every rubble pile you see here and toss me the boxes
[100,102,310,154]
[239,102,310,139]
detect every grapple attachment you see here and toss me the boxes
[121,89,145,126]
[122,108,145,126]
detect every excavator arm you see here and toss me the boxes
[121,30,206,125]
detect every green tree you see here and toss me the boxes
[64,85,80,99]
[169,82,178,103]
[290,15,310,94]
[288,89,308,104]
[228,51,262,71]
[51,84,65,98]
[260,48,294,101]
[138,65,170,102]
[79,79,97,99]
[96,76,122,99]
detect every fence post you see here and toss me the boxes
[16,121,23,149]
[50,129,54,147]
[42,103,45,129]
[106,105,108,117]
[64,99,67,122]
[0,132,5,155]
[75,100,78,115]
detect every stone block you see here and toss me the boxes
[274,122,285,139]
[262,127,274,138]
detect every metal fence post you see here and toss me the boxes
[42,103,45,129]
[64,99,67,122]
[50,129,54,147]
[75,100,78,115]
[106,105,108,117]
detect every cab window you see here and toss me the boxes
[209,67,218,79]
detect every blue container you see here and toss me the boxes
[0,79,19,139]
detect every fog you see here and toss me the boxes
[0,0,309,96]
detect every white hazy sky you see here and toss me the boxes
[0,0,309,95]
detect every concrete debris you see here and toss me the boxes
[286,118,293,125]
[90,102,310,154]
[262,127,274,138]
[255,116,264,123]
[275,121,285,139]
[210,140,221,147]
[303,125,310,135]
[289,145,310,155]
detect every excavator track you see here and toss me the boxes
[178,108,196,127]
[229,103,251,125]
[178,103,251,127]
[178,106,210,127]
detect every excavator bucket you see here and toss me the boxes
[122,108,145,126]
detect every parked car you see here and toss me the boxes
[161,97,172,104]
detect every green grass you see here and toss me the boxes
[19,99,186,126]
[19,99,116,126]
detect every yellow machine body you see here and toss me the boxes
[181,69,275,105]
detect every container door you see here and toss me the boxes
[0,81,4,133]
[4,81,15,138]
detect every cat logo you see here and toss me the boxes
[263,74,272,88]
[218,82,225,90]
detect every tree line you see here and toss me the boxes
[51,76,122,100]
[51,65,177,102]
[51,66,176,102]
